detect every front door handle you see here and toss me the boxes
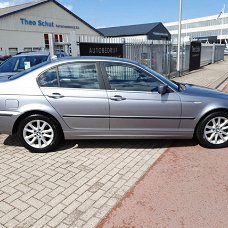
[48,93,64,99]
[110,95,126,101]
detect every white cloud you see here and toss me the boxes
[64,4,73,11]
[0,0,33,8]
[0,2,12,8]
[96,25,114,29]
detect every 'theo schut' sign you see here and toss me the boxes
[79,43,123,58]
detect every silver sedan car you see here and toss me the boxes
[0,56,227,152]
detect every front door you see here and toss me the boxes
[103,62,181,136]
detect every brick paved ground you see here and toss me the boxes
[0,136,168,228]
[173,57,228,89]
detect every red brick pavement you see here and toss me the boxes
[97,84,228,228]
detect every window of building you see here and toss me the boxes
[8,48,18,56]
[24,47,32,52]
[44,34,49,49]
[59,35,63,42]
[54,34,59,42]
[33,47,42,51]
[54,34,64,43]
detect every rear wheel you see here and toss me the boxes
[196,111,228,148]
[18,114,62,153]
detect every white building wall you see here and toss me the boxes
[164,13,228,43]
[0,1,100,55]
[0,31,46,55]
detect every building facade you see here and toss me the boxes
[0,0,101,56]
[164,13,228,44]
[98,23,171,42]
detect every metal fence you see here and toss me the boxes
[173,43,225,75]
[70,34,225,77]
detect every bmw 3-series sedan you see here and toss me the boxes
[0,56,227,153]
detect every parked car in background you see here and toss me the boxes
[0,55,11,65]
[0,51,50,77]
[0,56,227,153]
[55,49,69,58]
[224,47,228,55]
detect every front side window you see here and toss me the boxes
[105,63,163,92]
[58,62,100,89]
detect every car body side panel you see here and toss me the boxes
[40,87,110,132]
[179,87,228,132]
[0,94,70,135]
[107,90,182,134]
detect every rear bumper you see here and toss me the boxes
[0,111,20,134]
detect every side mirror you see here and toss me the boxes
[158,84,168,95]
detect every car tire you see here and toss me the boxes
[18,114,62,153]
[196,111,228,148]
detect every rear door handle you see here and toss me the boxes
[48,93,64,99]
[110,95,126,101]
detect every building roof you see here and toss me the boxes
[0,0,102,35]
[99,23,161,37]
[98,22,171,40]
[0,0,47,18]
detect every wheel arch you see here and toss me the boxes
[12,110,64,137]
[194,108,228,137]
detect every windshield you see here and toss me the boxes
[9,61,51,80]
[0,55,49,73]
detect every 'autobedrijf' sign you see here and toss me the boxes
[79,43,123,58]
[189,41,201,71]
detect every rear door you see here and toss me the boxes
[38,61,109,134]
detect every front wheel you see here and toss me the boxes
[196,111,228,148]
[18,114,62,153]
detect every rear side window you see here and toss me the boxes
[58,63,99,89]
[38,68,58,87]
[38,62,100,89]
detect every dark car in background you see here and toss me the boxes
[55,49,69,58]
[0,51,50,77]
[0,55,11,65]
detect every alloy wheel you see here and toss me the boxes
[23,119,54,149]
[204,116,228,145]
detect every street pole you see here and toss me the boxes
[220,4,225,44]
[177,0,183,76]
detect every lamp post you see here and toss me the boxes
[177,0,183,76]
[220,5,225,44]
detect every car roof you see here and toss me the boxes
[51,56,139,65]
[10,56,141,80]
[14,51,50,57]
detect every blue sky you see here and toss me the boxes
[0,0,227,28]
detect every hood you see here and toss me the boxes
[0,72,16,78]
[182,83,228,98]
